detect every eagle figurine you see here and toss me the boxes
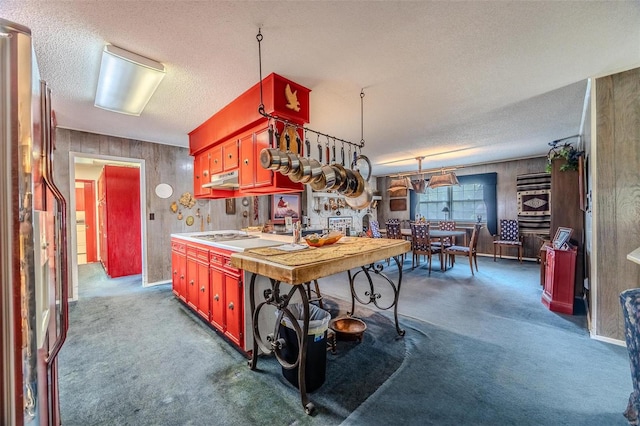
[284,83,301,112]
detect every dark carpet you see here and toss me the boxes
[59,264,404,425]
[59,256,632,425]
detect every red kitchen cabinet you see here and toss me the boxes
[209,267,225,331]
[240,126,274,189]
[171,241,186,302]
[542,244,577,314]
[186,244,211,320]
[193,151,211,198]
[97,165,141,278]
[224,272,244,347]
[222,139,239,171]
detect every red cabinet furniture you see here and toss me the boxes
[189,73,308,199]
[542,244,577,314]
[172,238,246,351]
[97,165,141,278]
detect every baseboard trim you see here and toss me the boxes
[590,332,625,347]
[145,279,170,287]
[477,253,538,262]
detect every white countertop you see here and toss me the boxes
[628,247,640,266]
[171,231,294,253]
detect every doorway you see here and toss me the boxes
[75,179,97,264]
[68,153,147,301]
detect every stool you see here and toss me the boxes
[620,288,640,425]
[304,280,323,309]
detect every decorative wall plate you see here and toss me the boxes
[170,201,178,213]
[185,216,194,226]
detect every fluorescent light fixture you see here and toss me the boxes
[427,171,460,189]
[94,44,165,116]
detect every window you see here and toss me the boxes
[416,184,487,223]
[409,172,498,235]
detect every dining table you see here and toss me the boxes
[399,228,469,271]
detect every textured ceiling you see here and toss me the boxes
[3,1,640,176]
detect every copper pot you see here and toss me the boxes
[331,164,349,192]
[260,148,286,170]
[290,157,311,183]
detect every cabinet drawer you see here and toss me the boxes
[222,139,239,170]
[210,251,225,267]
[196,248,209,263]
[171,241,186,253]
[223,257,240,275]
[186,246,198,258]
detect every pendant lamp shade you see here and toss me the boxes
[427,171,460,189]
[94,44,166,116]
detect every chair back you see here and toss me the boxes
[411,223,432,251]
[385,221,402,239]
[499,219,519,241]
[439,221,456,245]
[469,224,482,250]
[369,220,382,238]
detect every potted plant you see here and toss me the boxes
[545,143,584,173]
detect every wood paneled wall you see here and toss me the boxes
[594,67,640,341]
[54,129,272,289]
[377,157,548,259]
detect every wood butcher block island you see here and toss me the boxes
[231,237,410,415]
[231,237,410,285]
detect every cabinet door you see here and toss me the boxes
[194,152,211,197]
[186,257,199,311]
[222,139,239,171]
[224,273,243,347]
[209,267,225,331]
[171,250,186,301]
[196,261,210,320]
[239,133,255,189]
[209,145,223,175]
[253,127,274,187]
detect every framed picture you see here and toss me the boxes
[552,227,573,250]
[328,216,353,233]
[225,198,236,215]
[270,194,301,224]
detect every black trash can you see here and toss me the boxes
[277,303,331,392]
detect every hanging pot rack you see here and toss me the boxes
[255,29,365,152]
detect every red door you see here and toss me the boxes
[224,273,243,347]
[210,267,225,331]
[76,179,97,262]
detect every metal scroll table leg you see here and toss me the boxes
[347,254,405,336]
[246,272,316,415]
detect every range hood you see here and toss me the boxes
[202,170,239,189]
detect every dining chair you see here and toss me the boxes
[366,220,382,238]
[410,222,442,274]
[385,220,404,265]
[493,219,523,262]
[431,221,456,267]
[445,224,481,275]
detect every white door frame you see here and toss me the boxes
[68,152,147,301]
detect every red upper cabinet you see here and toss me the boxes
[97,165,141,278]
[189,73,309,199]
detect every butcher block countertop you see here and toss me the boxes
[230,237,411,285]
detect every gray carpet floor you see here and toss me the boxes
[59,255,632,425]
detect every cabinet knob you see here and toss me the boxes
[214,294,219,301]
[244,159,249,165]
[190,280,194,285]
[203,171,208,176]
[173,271,177,275]
[180,275,184,279]
[228,302,234,310]
[196,174,199,179]
[228,154,232,159]
[200,286,205,292]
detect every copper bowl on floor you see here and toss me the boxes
[329,316,367,342]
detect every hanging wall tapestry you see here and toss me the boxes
[516,172,551,235]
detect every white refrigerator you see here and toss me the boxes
[1,18,69,425]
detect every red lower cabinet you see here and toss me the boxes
[224,272,244,347]
[210,267,225,331]
[171,238,247,352]
[171,242,186,302]
[542,244,577,314]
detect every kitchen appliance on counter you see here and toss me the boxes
[1,18,69,426]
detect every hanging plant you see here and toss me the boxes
[545,143,584,173]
